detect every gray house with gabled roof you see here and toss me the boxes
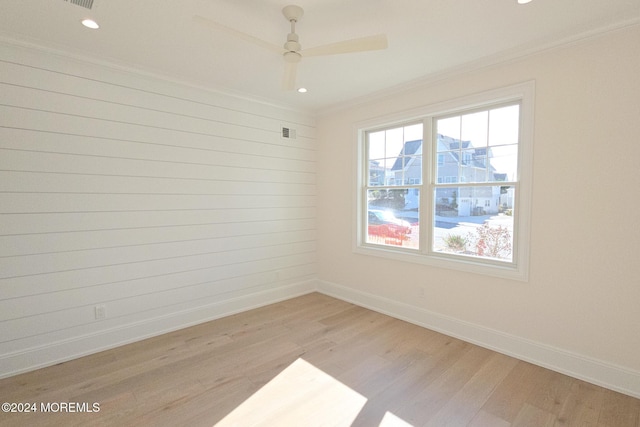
[391,135,510,216]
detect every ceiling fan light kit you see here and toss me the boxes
[195,4,388,91]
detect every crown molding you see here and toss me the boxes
[0,32,315,119]
[317,18,640,117]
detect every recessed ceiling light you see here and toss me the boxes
[297,87,307,93]
[81,19,100,29]
[517,0,532,4]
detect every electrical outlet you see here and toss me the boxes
[419,287,425,298]
[94,304,106,320]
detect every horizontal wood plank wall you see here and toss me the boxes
[0,41,317,377]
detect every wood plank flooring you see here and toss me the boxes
[1,293,638,426]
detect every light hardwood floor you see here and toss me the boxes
[1,293,638,426]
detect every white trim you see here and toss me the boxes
[316,280,640,399]
[0,280,316,379]
[353,81,534,281]
[4,279,640,399]
[318,19,640,116]
[0,35,314,118]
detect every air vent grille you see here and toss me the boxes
[282,127,297,139]
[63,0,94,10]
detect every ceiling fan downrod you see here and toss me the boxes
[283,5,303,53]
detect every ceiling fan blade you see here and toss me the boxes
[282,60,298,91]
[301,34,388,57]
[193,15,286,55]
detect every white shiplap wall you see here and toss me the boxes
[0,41,317,377]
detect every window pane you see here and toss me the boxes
[437,133,463,152]
[399,155,422,184]
[367,124,423,188]
[461,148,488,183]
[489,105,520,146]
[489,145,518,181]
[386,128,405,160]
[436,104,519,185]
[437,116,460,144]
[368,159,387,186]
[403,123,423,148]
[461,110,488,148]
[433,186,515,262]
[435,149,458,184]
[367,189,419,249]
[368,131,386,160]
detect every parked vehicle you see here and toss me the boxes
[368,209,412,239]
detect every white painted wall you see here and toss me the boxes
[0,40,317,376]
[316,25,640,396]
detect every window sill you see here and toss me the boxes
[353,243,529,282]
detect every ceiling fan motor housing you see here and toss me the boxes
[284,33,301,52]
[283,51,301,63]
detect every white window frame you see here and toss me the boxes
[353,82,534,281]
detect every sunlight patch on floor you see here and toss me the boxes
[379,411,414,426]
[215,358,368,426]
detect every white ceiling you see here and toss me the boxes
[1,0,639,113]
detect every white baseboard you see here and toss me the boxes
[0,280,316,379]
[4,278,639,399]
[316,279,640,399]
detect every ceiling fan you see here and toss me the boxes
[194,5,388,91]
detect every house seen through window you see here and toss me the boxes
[359,83,533,279]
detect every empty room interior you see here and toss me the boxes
[1,0,639,426]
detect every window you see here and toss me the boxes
[355,82,534,280]
[365,123,423,248]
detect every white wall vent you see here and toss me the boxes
[63,0,94,10]
[282,127,297,139]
